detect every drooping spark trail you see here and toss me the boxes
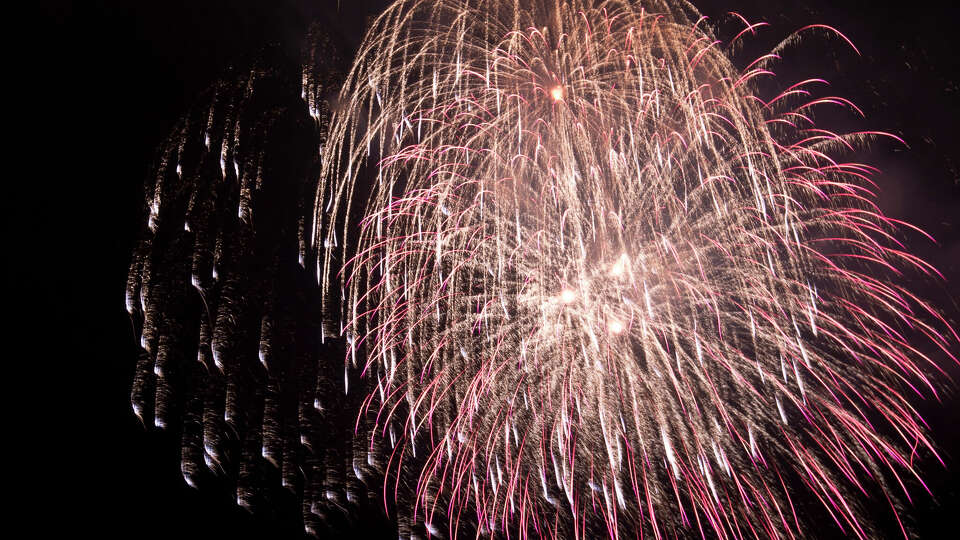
[316,0,958,538]
[126,29,370,536]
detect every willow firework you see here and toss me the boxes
[317,0,957,538]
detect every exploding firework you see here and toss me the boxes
[125,27,372,535]
[318,0,957,537]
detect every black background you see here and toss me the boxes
[30,1,960,538]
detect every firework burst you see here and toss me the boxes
[316,0,958,538]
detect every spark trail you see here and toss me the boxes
[318,0,958,538]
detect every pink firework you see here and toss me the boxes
[317,0,958,538]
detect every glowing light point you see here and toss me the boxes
[560,289,576,304]
[611,254,629,277]
[550,85,564,102]
[609,320,624,334]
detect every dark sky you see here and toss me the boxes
[33,1,959,538]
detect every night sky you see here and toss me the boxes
[33,1,959,538]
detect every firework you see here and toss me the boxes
[125,27,375,535]
[318,0,957,537]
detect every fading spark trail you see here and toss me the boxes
[317,0,957,538]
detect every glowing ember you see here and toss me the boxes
[550,85,564,101]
